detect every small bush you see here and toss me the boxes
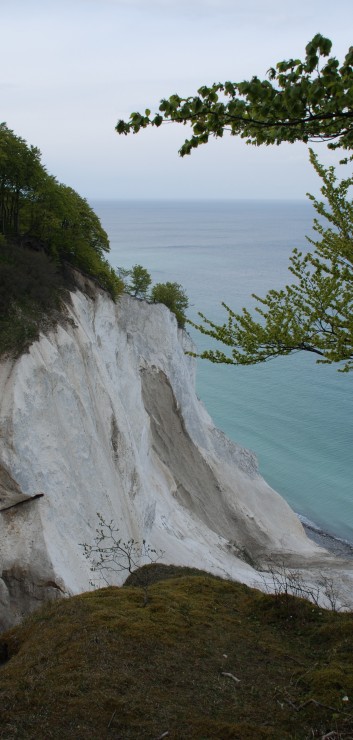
[151,281,189,327]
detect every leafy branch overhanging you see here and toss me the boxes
[189,150,353,371]
[116,35,353,156]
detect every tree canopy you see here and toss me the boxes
[116,34,353,156]
[0,123,121,299]
[0,124,124,356]
[121,264,152,298]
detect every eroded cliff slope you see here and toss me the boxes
[0,285,352,630]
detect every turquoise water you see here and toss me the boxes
[92,200,353,544]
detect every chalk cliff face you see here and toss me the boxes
[0,284,352,630]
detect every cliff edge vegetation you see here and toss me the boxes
[0,567,353,739]
[0,123,123,356]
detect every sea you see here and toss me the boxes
[91,199,353,547]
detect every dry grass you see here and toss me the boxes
[0,566,353,739]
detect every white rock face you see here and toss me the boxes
[1,286,352,630]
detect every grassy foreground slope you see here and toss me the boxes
[0,568,353,739]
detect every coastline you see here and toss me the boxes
[299,515,353,560]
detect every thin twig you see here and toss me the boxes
[107,710,116,729]
[283,697,353,716]
[221,672,241,683]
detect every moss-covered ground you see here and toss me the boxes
[0,566,353,739]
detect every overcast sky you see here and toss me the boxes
[2,0,353,199]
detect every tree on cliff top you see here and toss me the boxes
[0,124,124,356]
[122,264,152,298]
[151,281,189,328]
[0,123,122,301]
[116,35,353,371]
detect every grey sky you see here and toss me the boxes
[2,1,353,199]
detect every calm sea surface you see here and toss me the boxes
[91,200,353,544]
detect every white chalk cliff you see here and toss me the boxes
[1,281,352,630]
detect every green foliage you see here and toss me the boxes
[116,265,189,326]
[116,35,353,156]
[0,122,43,234]
[116,35,353,371]
[151,281,189,327]
[190,152,353,371]
[0,125,124,355]
[0,123,122,302]
[120,263,152,298]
